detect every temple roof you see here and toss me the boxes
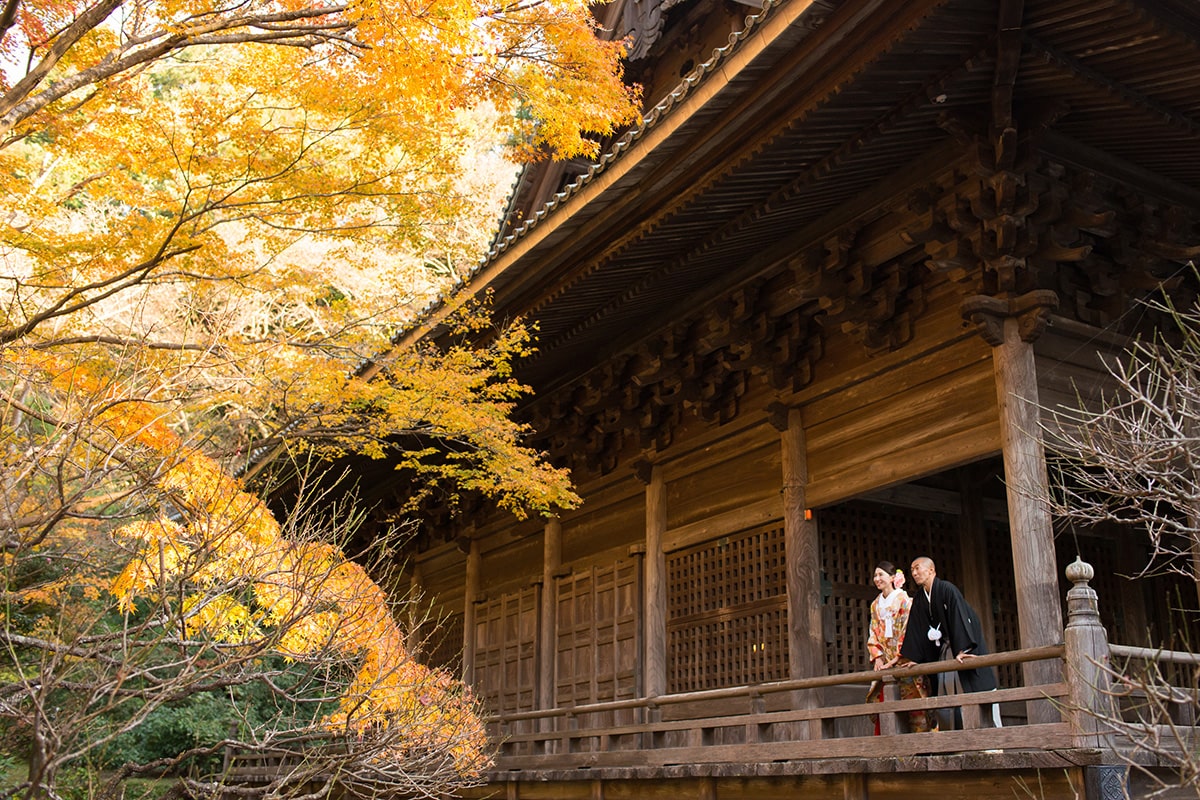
[395,0,1200,404]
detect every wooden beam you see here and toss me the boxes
[663,496,784,554]
[863,481,1007,522]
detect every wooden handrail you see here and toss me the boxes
[492,643,1065,724]
[1110,643,1200,665]
[497,683,1068,745]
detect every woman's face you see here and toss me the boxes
[872,567,892,592]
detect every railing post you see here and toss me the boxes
[643,701,661,750]
[1063,557,1113,749]
[879,680,899,736]
[746,690,766,743]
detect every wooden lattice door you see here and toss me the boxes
[555,558,640,707]
[984,519,1021,688]
[473,585,539,715]
[665,524,789,693]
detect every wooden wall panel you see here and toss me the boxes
[1035,319,1129,442]
[561,485,646,568]
[555,558,641,707]
[478,534,545,598]
[474,586,540,715]
[416,544,467,609]
[666,439,781,532]
[805,337,999,507]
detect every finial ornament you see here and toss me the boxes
[1066,556,1094,586]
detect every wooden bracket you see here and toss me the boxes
[961,289,1059,345]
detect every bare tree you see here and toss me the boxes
[1046,290,1200,593]
[1045,284,1200,797]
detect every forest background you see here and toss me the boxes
[0,0,640,795]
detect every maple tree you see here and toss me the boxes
[0,0,637,794]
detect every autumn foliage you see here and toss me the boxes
[0,0,635,793]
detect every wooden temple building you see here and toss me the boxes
[378,0,1200,797]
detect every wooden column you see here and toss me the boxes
[538,517,562,710]
[640,462,668,698]
[993,313,1063,721]
[463,538,481,685]
[772,405,824,738]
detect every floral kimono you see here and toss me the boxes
[867,588,932,733]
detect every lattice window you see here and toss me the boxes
[819,500,962,677]
[984,520,1020,688]
[555,559,640,708]
[473,586,539,715]
[666,525,788,692]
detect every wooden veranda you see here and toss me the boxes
[223,560,1195,799]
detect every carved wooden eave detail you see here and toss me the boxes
[1034,167,1200,330]
[522,277,837,478]
[789,232,927,356]
[961,290,1059,346]
[623,0,668,61]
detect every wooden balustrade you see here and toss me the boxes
[215,559,1198,789]
[485,559,1198,774]
[489,645,1071,770]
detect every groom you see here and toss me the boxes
[900,556,1001,728]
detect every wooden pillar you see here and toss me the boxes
[538,517,562,710]
[463,538,481,685]
[640,462,668,698]
[1062,557,1113,750]
[957,467,996,651]
[993,314,1063,721]
[778,406,823,678]
[772,405,824,738]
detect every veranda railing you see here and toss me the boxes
[484,558,1193,771]
[222,559,1198,784]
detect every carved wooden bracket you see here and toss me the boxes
[961,289,1060,346]
[766,402,792,433]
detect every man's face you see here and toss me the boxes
[910,559,933,588]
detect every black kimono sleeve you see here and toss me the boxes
[932,578,989,658]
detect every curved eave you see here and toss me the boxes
[384,0,842,352]
[379,0,1200,398]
